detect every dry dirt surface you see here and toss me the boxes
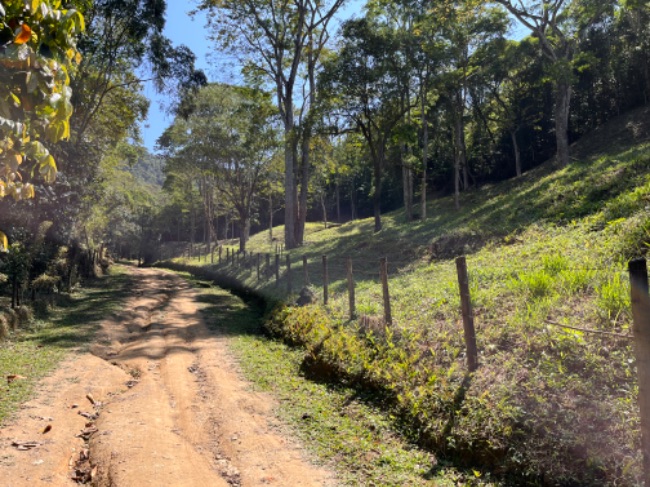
[0,267,335,487]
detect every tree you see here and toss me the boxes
[494,0,612,167]
[0,1,84,203]
[162,84,279,252]
[320,18,409,232]
[197,0,346,249]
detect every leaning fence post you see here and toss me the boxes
[347,257,356,320]
[629,258,650,485]
[379,257,392,325]
[303,255,309,286]
[455,256,478,372]
[286,255,292,293]
[275,254,280,286]
[322,255,329,305]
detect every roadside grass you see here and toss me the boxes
[185,273,499,486]
[168,109,650,484]
[0,267,132,424]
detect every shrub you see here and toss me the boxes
[0,315,8,340]
[16,305,33,324]
[0,306,18,331]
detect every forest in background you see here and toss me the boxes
[0,0,649,275]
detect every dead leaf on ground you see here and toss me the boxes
[11,441,41,451]
[75,426,98,440]
[78,411,98,421]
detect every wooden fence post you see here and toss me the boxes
[322,255,329,305]
[266,253,270,270]
[629,257,650,485]
[303,255,309,286]
[455,256,478,372]
[286,255,292,293]
[211,245,214,264]
[347,257,355,320]
[275,254,280,286]
[226,248,230,265]
[379,257,392,325]
[219,245,222,264]
[257,253,261,280]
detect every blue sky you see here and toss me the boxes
[140,1,365,152]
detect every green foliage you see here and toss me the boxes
[0,0,84,200]
[173,129,650,485]
[596,273,630,322]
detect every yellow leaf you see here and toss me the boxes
[10,92,21,107]
[23,183,35,199]
[75,52,82,64]
[14,24,32,45]
[0,231,7,251]
[39,155,57,183]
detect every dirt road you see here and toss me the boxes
[0,267,334,486]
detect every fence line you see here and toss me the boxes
[173,245,650,480]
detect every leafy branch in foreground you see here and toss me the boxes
[0,0,84,201]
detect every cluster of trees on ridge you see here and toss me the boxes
[158,0,650,253]
[0,0,649,304]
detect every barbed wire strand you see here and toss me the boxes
[545,320,632,339]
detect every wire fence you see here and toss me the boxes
[165,245,650,480]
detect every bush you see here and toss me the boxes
[16,306,33,324]
[0,315,8,340]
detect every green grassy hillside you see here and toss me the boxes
[175,105,650,485]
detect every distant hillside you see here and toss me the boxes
[129,154,165,187]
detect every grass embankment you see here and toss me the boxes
[180,272,493,486]
[170,106,650,485]
[0,268,132,424]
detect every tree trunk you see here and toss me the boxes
[284,115,296,249]
[373,144,384,232]
[555,81,571,167]
[421,83,428,220]
[335,182,341,223]
[296,128,310,246]
[269,193,273,241]
[320,194,328,229]
[509,129,521,177]
[403,165,412,221]
[453,108,463,210]
[11,277,17,309]
[239,213,250,252]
